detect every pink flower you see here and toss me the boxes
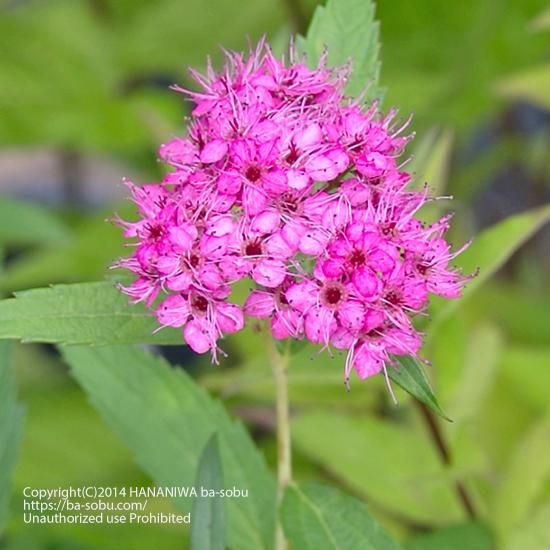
[285,277,365,347]
[116,39,472,383]
[156,291,243,361]
[244,278,303,339]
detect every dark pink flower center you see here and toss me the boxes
[245,165,262,182]
[416,262,429,275]
[347,249,366,267]
[244,238,263,257]
[385,290,401,305]
[189,254,200,268]
[279,192,300,214]
[349,137,363,153]
[381,222,396,237]
[285,143,300,165]
[321,283,346,308]
[192,295,208,313]
[147,223,164,241]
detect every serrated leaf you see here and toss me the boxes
[297,0,382,99]
[0,197,70,247]
[431,204,550,327]
[292,412,463,524]
[389,355,448,420]
[61,344,275,550]
[0,282,183,345]
[281,482,402,550]
[0,342,24,536]
[191,434,225,550]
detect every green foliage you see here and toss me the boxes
[405,522,492,550]
[490,412,550,542]
[8,346,184,550]
[495,64,550,110]
[389,356,448,420]
[446,323,502,431]
[2,0,550,547]
[501,346,550,410]
[297,0,381,99]
[378,0,549,132]
[291,411,464,524]
[410,128,453,196]
[410,129,454,224]
[468,284,550,347]
[531,7,550,31]
[191,435,225,550]
[0,342,23,536]
[202,338,384,409]
[0,0,287,151]
[0,198,70,247]
[281,483,401,550]
[0,211,127,292]
[0,204,130,293]
[0,282,181,345]
[0,2,156,151]
[431,204,550,326]
[61,344,275,550]
[506,503,550,550]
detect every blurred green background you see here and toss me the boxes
[0,0,549,548]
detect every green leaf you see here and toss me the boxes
[494,64,550,110]
[281,482,402,550]
[0,197,70,247]
[0,282,182,345]
[405,522,493,550]
[389,355,448,420]
[0,342,24,536]
[297,0,382,99]
[441,324,501,473]
[292,412,464,524]
[465,283,550,347]
[506,503,550,550]
[431,204,550,326]
[446,323,502,429]
[490,412,550,542]
[191,434,225,550]
[61,344,275,550]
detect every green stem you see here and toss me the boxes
[416,401,477,520]
[268,338,292,550]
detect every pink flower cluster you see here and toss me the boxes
[116,40,470,385]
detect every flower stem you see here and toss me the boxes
[268,338,292,550]
[416,401,477,520]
